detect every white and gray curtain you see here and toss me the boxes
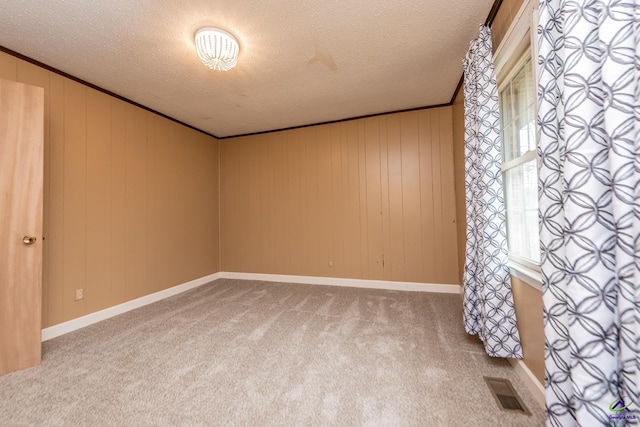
[462,25,523,359]
[538,0,640,425]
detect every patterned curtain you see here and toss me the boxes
[538,0,640,425]
[462,25,523,359]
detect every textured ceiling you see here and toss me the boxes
[0,0,493,138]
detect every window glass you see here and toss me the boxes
[499,54,540,264]
[501,58,536,162]
[504,160,540,262]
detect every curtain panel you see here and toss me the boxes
[538,0,640,425]
[462,25,523,359]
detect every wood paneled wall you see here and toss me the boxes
[511,277,544,383]
[0,51,220,328]
[452,90,466,286]
[491,0,526,49]
[221,107,459,285]
[452,0,544,386]
[453,87,543,385]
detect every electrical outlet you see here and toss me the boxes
[75,289,84,301]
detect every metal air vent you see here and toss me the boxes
[484,377,531,415]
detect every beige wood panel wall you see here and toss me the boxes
[0,51,220,328]
[452,90,466,285]
[452,0,544,382]
[452,86,544,382]
[220,107,459,285]
[511,277,544,384]
[491,0,526,49]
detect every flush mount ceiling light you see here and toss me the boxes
[194,27,239,71]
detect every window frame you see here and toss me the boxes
[498,50,540,266]
[498,49,537,173]
[493,0,542,291]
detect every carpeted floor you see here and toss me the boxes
[0,279,545,426]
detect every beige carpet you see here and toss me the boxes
[0,279,545,426]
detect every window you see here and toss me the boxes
[498,53,540,268]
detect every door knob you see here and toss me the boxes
[23,236,37,244]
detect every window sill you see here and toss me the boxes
[508,260,542,292]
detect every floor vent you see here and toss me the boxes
[484,377,531,415]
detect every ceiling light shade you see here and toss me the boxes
[195,27,239,71]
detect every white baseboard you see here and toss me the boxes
[218,271,461,294]
[41,272,460,341]
[508,358,545,409]
[41,272,224,341]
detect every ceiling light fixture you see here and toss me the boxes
[194,27,239,71]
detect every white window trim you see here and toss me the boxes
[508,260,542,292]
[493,0,538,74]
[494,0,542,293]
[501,149,537,172]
